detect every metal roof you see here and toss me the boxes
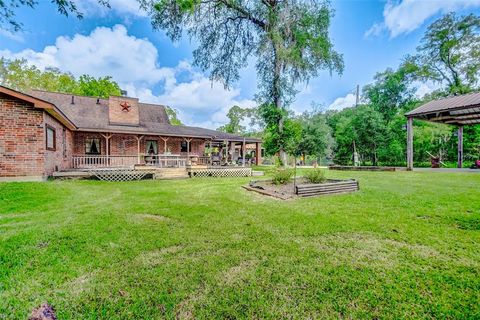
[405,92,480,125]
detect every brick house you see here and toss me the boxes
[0,86,262,180]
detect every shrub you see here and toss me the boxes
[304,169,327,184]
[272,168,294,185]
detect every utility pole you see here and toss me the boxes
[355,84,360,107]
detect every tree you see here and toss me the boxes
[328,106,387,166]
[363,67,414,123]
[217,105,255,134]
[165,106,183,125]
[403,13,480,95]
[1,0,109,31]
[141,0,343,164]
[0,58,121,98]
[76,75,122,98]
[295,109,332,162]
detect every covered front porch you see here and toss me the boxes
[71,131,262,169]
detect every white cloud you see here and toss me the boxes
[367,0,480,38]
[0,25,253,129]
[327,93,357,111]
[0,29,25,42]
[73,0,147,17]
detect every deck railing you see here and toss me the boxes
[72,155,139,169]
[143,154,187,168]
[71,154,236,169]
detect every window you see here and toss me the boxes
[180,141,192,152]
[62,129,67,158]
[85,138,101,154]
[45,125,56,151]
[145,140,158,155]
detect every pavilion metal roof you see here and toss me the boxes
[405,92,480,125]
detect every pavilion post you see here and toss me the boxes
[406,117,413,171]
[457,126,463,168]
[242,138,246,167]
[255,142,262,165]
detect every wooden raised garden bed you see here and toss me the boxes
[296,179,359,197]
[244,178,359,200]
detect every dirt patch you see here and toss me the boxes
[29,303,57,320]
[310,233,444,269]
[222,260,258,285]
[136,245,183,266]
[130,214,171,223]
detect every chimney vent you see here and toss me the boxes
[96,98,100,104]
[71,96,75,104]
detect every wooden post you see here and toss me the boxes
[100,133,112,166]
[255,142,262,165]
[229,141,236,164]
[135,135,144,164]
[242,138,246,167]
[406,117,413,171]
[184,138,192,165]
[458,126,463,168]
[160,136,169,153]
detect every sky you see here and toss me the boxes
[1,0,480,129]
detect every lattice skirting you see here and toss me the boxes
[189,168,252,178]
[89,169,155,182]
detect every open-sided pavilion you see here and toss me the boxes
[405,92,480,170]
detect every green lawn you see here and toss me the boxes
[1,171,479,319]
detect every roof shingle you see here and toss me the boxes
[28,90,260,142]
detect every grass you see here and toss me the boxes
[0,170,479,319]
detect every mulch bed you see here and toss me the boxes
[242,179,306,200]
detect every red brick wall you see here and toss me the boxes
[43,112,74,175]
[0,94,45,177]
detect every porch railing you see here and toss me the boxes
[72,155,139,169]
[143,154,187,168]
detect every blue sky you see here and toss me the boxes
[1,0,480,128]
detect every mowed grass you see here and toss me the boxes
[0,170,479,319]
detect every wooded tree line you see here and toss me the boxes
[219,13,480,167]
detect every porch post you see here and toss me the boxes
[406,117,413,171]
[230,141,236,164]
[255,142,262,165]
[160,136,169,153]
[136,135,144,165]
[100,133,112,166]
[242,138,246,167]
[185,138,192,165]
[458,125,463,168]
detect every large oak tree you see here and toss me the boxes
[140,0,343,163]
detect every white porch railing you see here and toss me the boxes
[143,154,187,168]
[72,155,139,169]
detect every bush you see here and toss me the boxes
[304,169,327,184]
[272,168,294,185]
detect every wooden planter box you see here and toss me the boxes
[295,179,359,197]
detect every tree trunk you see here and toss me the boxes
[273,44,287,166]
